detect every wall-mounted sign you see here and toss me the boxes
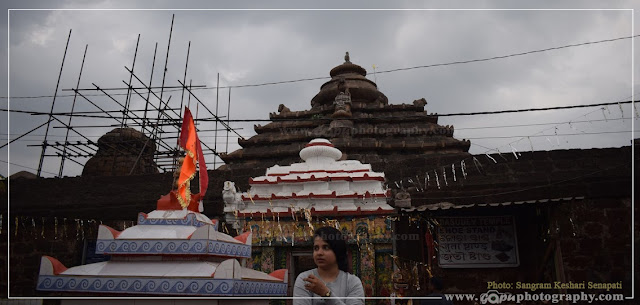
[437,216,519,268]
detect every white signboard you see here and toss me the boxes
[437,216,519,268]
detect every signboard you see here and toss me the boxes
[437,216,519,268]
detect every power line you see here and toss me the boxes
[3,100,637,121]
[3,34,637,100]
[463,130,638,140]
[455,117,630,130]
[3,117,633,139]
[4,129,636,145]
[0,160,57,176]
[375,34,638,75]
[417,160,633,201]
[435,100,637,117]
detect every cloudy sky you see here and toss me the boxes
[2,1,638,178]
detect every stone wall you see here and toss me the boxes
[4,167,247,297]
[556,198,634,296]
[3,145,637,300]
[390,144,637,304]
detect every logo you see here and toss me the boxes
[479,290,514,304]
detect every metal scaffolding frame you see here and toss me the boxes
[16,15,244,178]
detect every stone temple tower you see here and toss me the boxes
[219,53,470,183]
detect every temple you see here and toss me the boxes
[224,138,394,217]
[220,52,471,175]
[36,110,288,302]
[6,52,634,301]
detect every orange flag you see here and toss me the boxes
[176,107,208,209]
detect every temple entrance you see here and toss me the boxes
[288,250,314,305]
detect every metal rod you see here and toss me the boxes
[0,119,53,149]
[159,14,174,103]
[125,82,183,151]
[55,142,85,156]
[38,29,72,177]
[122,34,141,128]
[123,80,181,122]
[78,87,124,124]
[129,135,152,176]
[54,153,84,166]
[187,79,192,110]
[59,44,88,177]
[226,87,231,153]
[177,80,243,139]
[143,42,158,131]
[214,73,219,168]
[180,41,191,119]
[40,93,151,163]
[62,85,204,92]
[10,108,179,116]
[121,66,182,125]
[177,80,234,161]
[175,41,191,171]
[120,81,179,131]
[155,14,175,166]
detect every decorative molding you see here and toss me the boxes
[37,276,287,296]
[95,240,251,258]
[137,213,217,229]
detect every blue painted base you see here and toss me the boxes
[37,276,287,296]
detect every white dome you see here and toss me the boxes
[299,138,342,162]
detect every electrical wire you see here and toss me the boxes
[2,100,637,121]
[3,117,633,139]
[414,160,634,200]
[462,130,638,140]
[3,34,637,100]
[0,160,57,176]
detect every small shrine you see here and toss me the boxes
[224,138,394,217]
[223,138,396,298]
[37,108,288,301]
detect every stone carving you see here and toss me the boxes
[332,88,352,118]
[344,51,350,63]
[413,98,427,108]
[222,181,243,208]
[392,269,410,290]
[277,104,291,114]
[394,190,411,208]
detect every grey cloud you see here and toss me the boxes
[2,4,638,177]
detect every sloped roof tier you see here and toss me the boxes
[234,206,394,217]
[249,173,384,184]
[38,209,287,296]
[222,137,470,163]
[220,54,471,171]
[265,160,371,176]
[252,114,441,140]
[267,103,436,120]
[38,257,288,296]
[241,189,390,201]
[96,224,251,258]
[139,210,215,227]
[311,55,388,108]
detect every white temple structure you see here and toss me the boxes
[224,138,394,217]
[37,203,288,301]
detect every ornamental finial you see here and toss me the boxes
[344,52,350,63]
